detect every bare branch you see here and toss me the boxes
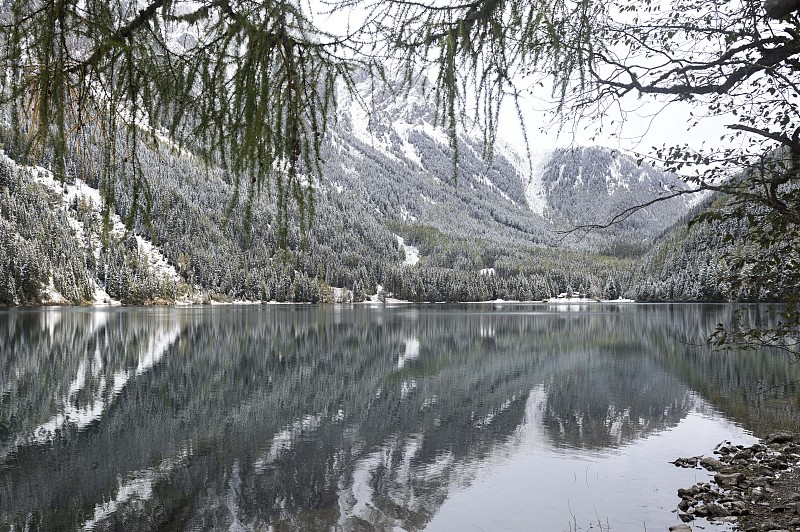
[556,188,705,235]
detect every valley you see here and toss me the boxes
[0,80,711,307]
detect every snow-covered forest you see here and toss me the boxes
[0,73,786,306]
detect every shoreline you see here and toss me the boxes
[12,298,745,310]
[671,433,800,531]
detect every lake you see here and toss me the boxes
[1,303,798,531]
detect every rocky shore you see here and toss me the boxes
[670,433,800,532]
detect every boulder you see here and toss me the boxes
[702,502,731,518]
[715,472,745,487]
[766,432,794,445]
[700,456,726,471]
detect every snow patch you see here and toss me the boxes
[686,188,712,207]
[395,235,420,266]
[419,194,437,205]
[332,286,353,303]
[392,120,422,166]
[398,206,417,223]
[475,174,516,205]
[31,168,183,297]
[364,284,410,304]
[134,236,182,284]
[604,157,630,195]
[40,277,69,305]
[511,148,552,216]
[346,92,400,162]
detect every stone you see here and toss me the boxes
[704,503,730,518]
[669,525,692,532]
[700,456,726,471]
[764,458,790,470]
[678,499,691,512]
[678,512,694,522]
[672,457,699,468]
[767,432,795,444]
[715,472,745,487]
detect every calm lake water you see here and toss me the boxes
[1,303,799,531]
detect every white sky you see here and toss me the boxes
[309,0,738,165]
[499,90,735,159]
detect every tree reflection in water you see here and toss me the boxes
[0,304,797,530]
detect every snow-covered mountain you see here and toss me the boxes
[539,147,692,246]
[0,74,694,305]
[322,79,689,252]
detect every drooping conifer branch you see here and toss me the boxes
[0,0,375,245]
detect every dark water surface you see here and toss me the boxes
[1,303,799,531]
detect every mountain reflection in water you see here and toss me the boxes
[0,304,797,531]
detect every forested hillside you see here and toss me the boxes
[630,193,795,303]
[0,150,178,305]
[541,147,691,256]
[0,78,707,306]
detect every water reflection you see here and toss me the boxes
[0,304,797,531]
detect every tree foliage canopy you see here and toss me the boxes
[0,0,799,349]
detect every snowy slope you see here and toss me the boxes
[31,168,183,301]
[536,147,691,241]
[495,142,552,216]
[328,77,691,251]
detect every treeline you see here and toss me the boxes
[0,134,633,305]
[0,83,688,306]
[630,194,794,303]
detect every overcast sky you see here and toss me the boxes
[498,83,737,162]
[310,0,739,168]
